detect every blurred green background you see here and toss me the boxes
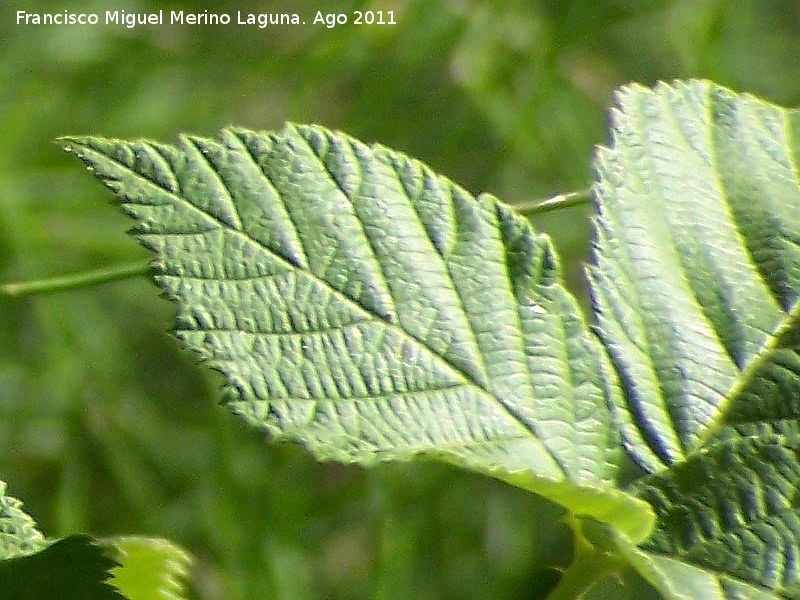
[2,1,800,598]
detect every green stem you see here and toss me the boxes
[1,189,591,298]
[0,261,150,298]
[546,516,624,600]
[515,188,593,215]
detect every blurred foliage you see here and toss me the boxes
[2,0,800,598]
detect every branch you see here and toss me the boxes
[0,261,150,298]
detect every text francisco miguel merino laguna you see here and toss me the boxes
[16,9,310,28]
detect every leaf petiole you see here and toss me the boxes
[546,516,626,600]
[514,189,593,215]
[0,260,149,298]
[0,186,589,299]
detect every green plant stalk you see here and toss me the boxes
[546,517,625,600]
[514,189,593,215]
[0,191,589,298]
[0,261,149,297]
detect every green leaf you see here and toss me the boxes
[0,534,126,600]
[0,480,46,560]
[591,80,800,597]
[590,79,800,472]
[634,433,800,599]
[105,537,192,600]
[60,124,653,541]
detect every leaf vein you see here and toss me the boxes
[186,136,244,231]
[230,130,312,270]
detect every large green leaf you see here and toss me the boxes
[591,80,800,598]
[65,80,800,597]
[61,124,653,541]
[591,80,800,472]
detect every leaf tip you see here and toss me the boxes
[55,136,78,154]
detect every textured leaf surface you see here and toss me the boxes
[591,80,800,471]
[61,124,653,539]
[592,80,800,598]
[634,433,800,598]
[0,480,46,560]
[106,537,192,600]
[617,536,783,600]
